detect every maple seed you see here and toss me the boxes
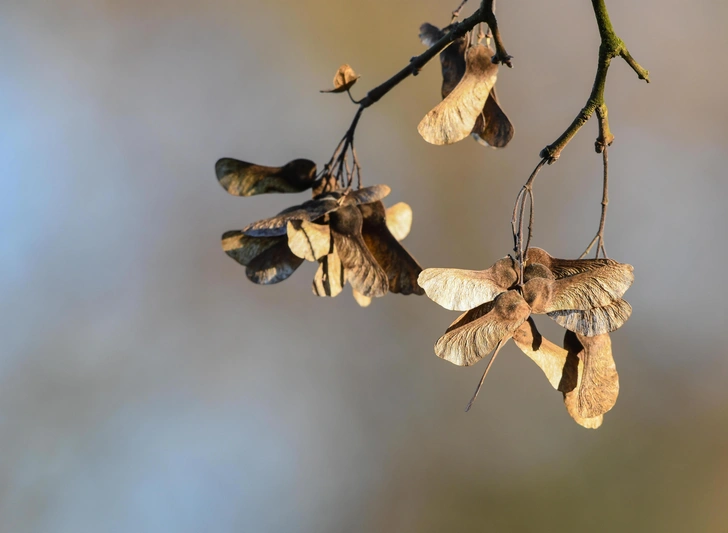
[419,23,514,148]
[418,257,517,311]
[563,331,619,419]
[418,44,499,145]
[321,64,361,93]
[215,158,317,196]
[359,201,424,295]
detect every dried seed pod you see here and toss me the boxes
[221,231,281,266]
[215,158,317,196]
[242,196,341,237]
[320,64,360,93]
[523,262,555,282]
[329,205,389,298]
[548,298,632,337]
[286,220,331,262]
[418,257,518,311]
[384,202,413,241]
[435,290,531,366]
[418,44,499,145]
[563,331,619,419]
[471,87,514,148]
[313,249,345,297]
[359,201,424,295]
[245,239,304,285]
[522,277,554,314]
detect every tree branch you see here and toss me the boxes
[539,0,648,163]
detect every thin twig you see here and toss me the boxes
[465,338,506,412]
[539,0,648,163]
[580,146,610,258]
[511,158,548,285]
[451,0,469,22]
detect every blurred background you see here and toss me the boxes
[2,0,727,531]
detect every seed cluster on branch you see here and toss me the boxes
[216,0,648,428]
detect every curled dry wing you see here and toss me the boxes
[418,44,499,145]
[418,257,517,311]
[512,318,568,390]
[359,201,423,295]
[548,298,632,337]
[329,205,389,298]
[245,239,304,285]
[384,202,413,241]
[472,88,514,148]
[352,289,372,307]
[216,158,317,196]
[313,248,345,297]
[563,331,619,419]
[512,319,603,428]
[242,196,340,237]
[221,231,280,266]
[345,184,392,206]
[286,220,331,262]
[435,290,531,366]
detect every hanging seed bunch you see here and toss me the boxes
[418,248,633,427]
[218,67,423,305]
[216,0,649,428]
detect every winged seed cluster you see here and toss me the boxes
[419,248,633,428]
[217,159,423,306]
[216,17,637,428]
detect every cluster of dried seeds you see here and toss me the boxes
[217,159,423,306]
[418,248,633,427]
[217,8,641,429]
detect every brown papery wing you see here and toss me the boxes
[418,45,499,145]
[525,248,619,278]
[435,291,530,366]
[384,202,413,241]
[215,158,317,196]
[345,185,391,206]
[472,87,514,148]
[563,331,619,419]
[287,220,331,262]
[360,201,423,295]
[245,240,304,285]
[332,231,389,298]
[545,263,634,311]
[548,298,632,336]
[312,250,345,298]
[242,197,340,237]
[352,288,372,307]
[512,318,569,390]
[418,257,517,311]
[221,231,281,266]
